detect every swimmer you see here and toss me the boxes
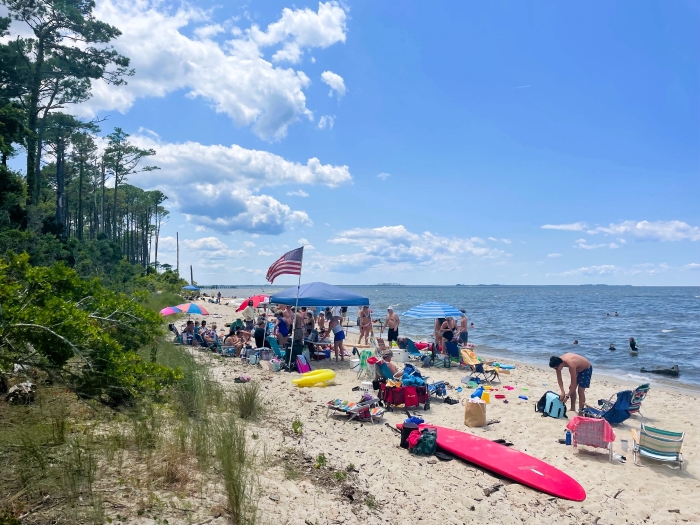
[609,343,616,351]
[614,312,619,317]
[573,339,579,345]
[629,337,638,353]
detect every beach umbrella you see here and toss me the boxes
[175,303,210,315]
[159,306,182,316]
[402,302,463,319]
[236,294,270,312]
[182,285,200,291]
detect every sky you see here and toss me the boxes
[8,1,700,285]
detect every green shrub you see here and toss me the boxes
[232,383,264,420]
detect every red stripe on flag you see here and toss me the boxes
[266,247,304,283]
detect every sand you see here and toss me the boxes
[185,298,700,525]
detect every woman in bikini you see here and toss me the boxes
[359,305,372,345]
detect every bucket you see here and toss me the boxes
[481,391,490,404]
[400,423,419,449]
[349,359,360,370]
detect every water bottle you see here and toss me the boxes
[565,430,572,445]
[471,386,484,399]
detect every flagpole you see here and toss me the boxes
[288,248,304,370]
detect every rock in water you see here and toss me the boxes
[7,381,36,404]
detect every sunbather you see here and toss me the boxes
[382,350,399,376]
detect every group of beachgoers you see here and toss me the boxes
[572,337,639,352]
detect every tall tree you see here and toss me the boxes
[1,0,132,205]
[42,112,96,236]
[70,131,97,239]
[103,128,158,242]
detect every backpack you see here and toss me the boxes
[408,428,438,456]
[535,391,568,418]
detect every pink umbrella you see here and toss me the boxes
[175,303,210,315]
[159,306,182,316]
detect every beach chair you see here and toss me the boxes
[267,336,286,360]
[376,361,403,381]
[169,324,184,345]
[628,384,650,416]
[326,396,385,424]
[405,338,424,360]
[631,424,684,469]
[566,416,616,460]
[357,349,374,379]
[459,348,500,385]
[375,338,389,354]
[584,390,632,425]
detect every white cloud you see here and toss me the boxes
[541,222,587,231]
[258,250,273,256]
[317,115,335,129]
[180,236,248,259]
[74,1,348,141]
[194,23,224,39]
[617,238,627,244]
[243,241,256,248]
[572,239,619,250]
[588,220,700,242]
[547,253,562,258]
[159,236,177,251]
[684,263,700,270]
[488,237,511,244]
[287,190,309,197]
[377,172,391,180]
[555,265,620,277]
[320,70,346,98]
[551,263,671,277]
[298,238,315,250]
[124,134,349,234]
[325,225,506,273]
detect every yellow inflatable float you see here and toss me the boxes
[292,369,336,387]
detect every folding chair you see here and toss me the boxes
[584,390,633,425]
[357,349,374,379]
[460,348,500,384]
[267,336,286,360]
[405,338,425,360]
[566,416,616,460]
[628,384,650,417]
[631,424,684,469]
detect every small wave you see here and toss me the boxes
[626,373,655,383]
[661,329,674,333]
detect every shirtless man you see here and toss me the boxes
[549,353,593,413]
[283,305,294,327]
[459,310,468,344]
[293,308,305,345]
[385,307,400,347]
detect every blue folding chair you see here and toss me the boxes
[584,390,633,425]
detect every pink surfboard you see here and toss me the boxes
[398,424,586,501]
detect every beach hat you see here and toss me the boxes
[383,350,393,358]
[387,306,393,311]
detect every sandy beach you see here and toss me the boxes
[186,298,700,525]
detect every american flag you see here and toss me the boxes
[266,247,304,283]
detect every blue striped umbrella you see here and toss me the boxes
[402,302,463,319]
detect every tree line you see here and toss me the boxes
[0,0,170,275]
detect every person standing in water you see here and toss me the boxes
[459,310,468,344]
[629,337,639,353]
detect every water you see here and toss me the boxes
[201,285,700,387]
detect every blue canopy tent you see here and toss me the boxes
[182,285,200,291]
[269,282,369,307]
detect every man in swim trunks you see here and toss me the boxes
[459,310,468,344]
[549,353,592,413]
[385,307,400,347]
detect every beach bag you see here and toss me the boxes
[248,353,260,365]
[268,358,281,372]
[462,398,487,427]
[296,355,311,374]
[404,386,418,408]
[535,391,568,419]
[409,428,438,456]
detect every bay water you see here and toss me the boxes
[202,285,700,387]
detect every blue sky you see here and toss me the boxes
[18,1,700,284]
